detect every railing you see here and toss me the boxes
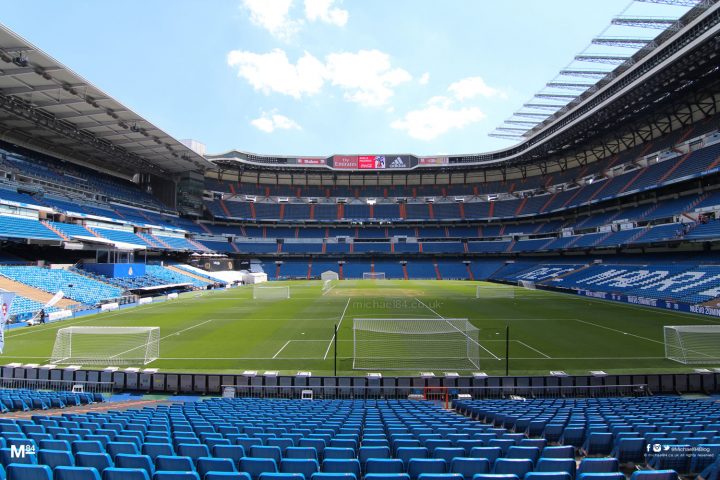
[0,376,114,394]
[221,383,650,401]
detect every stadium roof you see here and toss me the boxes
[0,23,213,176]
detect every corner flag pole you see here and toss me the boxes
[505,324,510,376]
[333,324,338,376]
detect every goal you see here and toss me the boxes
[353,318,480,370]
[518,280,536,290]
[664,325,720,364]
[476,285,515,299]
[253,286,290,300]
[50,326,160,365]
[363,272,386,280]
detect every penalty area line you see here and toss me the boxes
[272,341,291,359]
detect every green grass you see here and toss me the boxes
[3,279,720,376]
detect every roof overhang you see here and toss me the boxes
[0,23,214,176]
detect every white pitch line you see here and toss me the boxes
[516,340,551,359]
[273,341,291,359]
[575,319,665,346]
[414,297,501,361]
[324,297,351,360]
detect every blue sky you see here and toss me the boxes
[1,1,694,157]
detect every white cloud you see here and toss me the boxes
[251,110,301,133]
[227,48,411,107]
[227,49,326,98]
[325,50,412,106]
[242,0,302,41]
[391,95,486,141]
[448,76,506,100]
[418,72,430,85]
[304,0,348,26]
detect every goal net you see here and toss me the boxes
[518,280,536,290]
[253,286,290,300]
[353,318,480,370]
[363,272,386,280]
[664,325,720,364]
[476,285,515,299]
[50,326,160,365]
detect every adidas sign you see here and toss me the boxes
[390,156,406,168]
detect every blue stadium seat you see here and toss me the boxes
[37,449,74,469]
[310,473,357,480]
[152,473,200,480]
[280,459,320,479]
[628,472,678,480]
[54,466,102,480]
[580,434,612,456]
[75,452,113,473]
[251,446,283,463]
[408,459,447,480]
[155,455,195,472]
[534,459,575,478]
[197,457,237,477]
[469,448,502,464]
[205,474,252,480]
[115,454,155,477]
[433,448,465,465]
[108,442,140,459]
[364,475,410,480]
[259,474,305,480]
[576,459,618,475]
[397,447,429,467]
[240,457,279,480]
[609,438,644,464]
[493,459,533,479]
[323,448,354,460]
[213,445,247,463]
[524,474,571,480]
[5,464,51,480]
[102,468,150,480]
[449,458,491,480]
[321,460,361,479]
[365,459,404,475]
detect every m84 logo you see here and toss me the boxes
[10,444,36,459]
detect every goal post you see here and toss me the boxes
[518,280,536,290]
[363,272,386,280]
[476,285,515,299]
[253,286,290,300]
[664,325,720,364]
[353,318,480,370]
[50,326,160,365]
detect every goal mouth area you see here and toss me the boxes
[352,318,481,371]
[664,325,720,364]
[49,326,160,366]
[252,286,290,300]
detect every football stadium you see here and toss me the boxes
[0,1,719,480]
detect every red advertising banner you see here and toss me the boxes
[418,157,449,165]
[296,158,324,165]
[333,155,359,169]
[358,155,386,169]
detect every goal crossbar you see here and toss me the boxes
[353,318,480,370]
[50,326,160,365]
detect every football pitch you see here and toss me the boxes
[3,280,720,376]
